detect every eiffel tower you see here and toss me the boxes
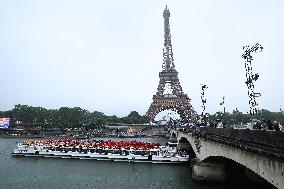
[146,6,196,121]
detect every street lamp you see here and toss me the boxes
[220,97,225,114]
[280,106,284,125]
[200,84,208,116]
[220,97,226,126]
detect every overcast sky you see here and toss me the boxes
[0,0,283,117]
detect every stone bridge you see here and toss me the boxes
[170,127,284,188]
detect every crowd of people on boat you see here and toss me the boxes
[21,138,161,150]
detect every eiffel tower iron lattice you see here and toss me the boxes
[146,6,197,121]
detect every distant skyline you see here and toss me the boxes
[1,1,283,117]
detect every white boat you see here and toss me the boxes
[12,139,189,163]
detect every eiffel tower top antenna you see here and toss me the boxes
[162,5,175,71]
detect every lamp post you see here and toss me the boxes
[200,84,208,121]
[220,97,226,126]
[280,106,284,125]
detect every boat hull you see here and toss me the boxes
[11,150,189,164]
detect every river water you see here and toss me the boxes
[0,137,227,189]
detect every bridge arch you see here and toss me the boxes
[195,142,282,188]
[170,129,284,188]
[178,137,196,157]
[178,137,190,143]
[202,156,276,188]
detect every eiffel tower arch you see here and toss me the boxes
[146,6,197,121]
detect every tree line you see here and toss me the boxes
[0,104,149,129]
[0,104,283,128]
[206,109,284,126]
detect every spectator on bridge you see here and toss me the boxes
[223,121,227,128]
[280,124,283,132]
[273,121,281,132]
[209,121,216,128]
[253,121,262,130]
[266,120,274,130]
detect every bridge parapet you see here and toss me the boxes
[194,127,284,159]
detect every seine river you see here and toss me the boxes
[0,137,228,189]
